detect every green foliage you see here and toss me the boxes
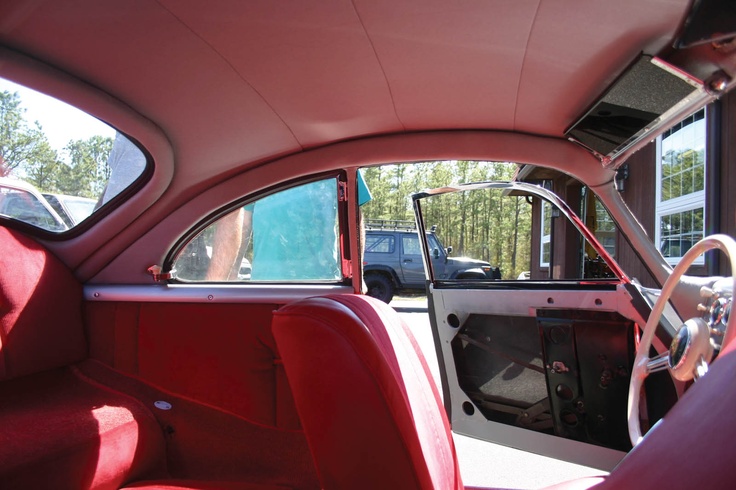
[62,136,114,198]
[362,162,533,279]
[0,91,60,178]
[0,90,113,197]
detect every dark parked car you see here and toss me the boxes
[363,220,499,302]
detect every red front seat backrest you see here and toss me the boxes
[272,294,464,490]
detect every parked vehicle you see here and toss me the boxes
[363,219,499,302]
[42,193,97,227]
[0,178,68,232]
[0,1,735,489]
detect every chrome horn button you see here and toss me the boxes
[668,318,714,382]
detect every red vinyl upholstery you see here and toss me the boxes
[0,225,167,489]
[0,226,86,380]
[0,225,312,489]
[272,294,464,490]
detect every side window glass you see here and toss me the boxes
[402,235,422,256]
[427,234,443,254]
[173,178,341,282]
[0,78,148,231]
[365,234,395,253]
[417,185,616,282]
[540,200,552,267]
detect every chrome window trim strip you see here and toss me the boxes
[84,284,354,303]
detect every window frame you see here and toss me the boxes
[0,76,152,237]
[168,172,348,284]
[540,199,552,268]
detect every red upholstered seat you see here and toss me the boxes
[272,294,464,490]
[0,226,86,381]
[0,225,167,489]
[0,365,167,489]
[0,225,295,490]
[274,293,736,490]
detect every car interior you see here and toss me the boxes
[0,1,735,489]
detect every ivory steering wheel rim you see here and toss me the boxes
[627,234,736,446]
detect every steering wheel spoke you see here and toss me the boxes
[645,352,669,374]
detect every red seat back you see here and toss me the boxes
[272,294,463,490]
[0,226,86,380]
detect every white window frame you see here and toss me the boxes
[654,109,707,266]
[540,200,551,268]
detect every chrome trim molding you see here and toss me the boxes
[84,284,354,303]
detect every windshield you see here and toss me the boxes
[43,194,97,226]
[428,234,444,255]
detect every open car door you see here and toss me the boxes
[412,181,672,471]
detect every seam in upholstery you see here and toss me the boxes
[153,0,303,150]
[511,0,543,132]
[348,0,407,132]
[70,362,163,430]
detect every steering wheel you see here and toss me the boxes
[628,234,736,446]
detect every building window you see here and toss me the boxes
[540,200,551,268]
[583,188,616,259]
[655,109,706,265]
[595,200,617,257]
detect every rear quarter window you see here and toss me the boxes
[0,77,148,232]
[173,178,343,283]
